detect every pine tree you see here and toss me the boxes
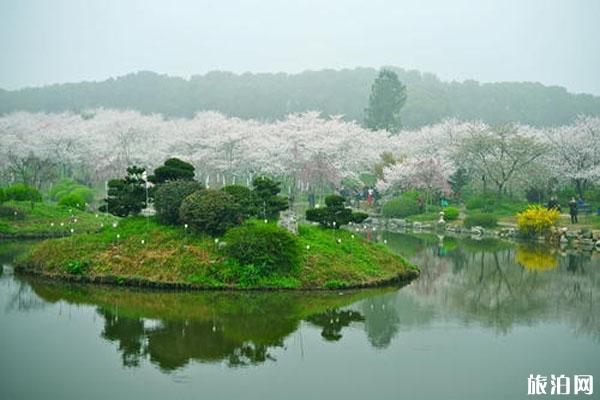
[364,69,407,133]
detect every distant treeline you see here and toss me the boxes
[1,67,599,128]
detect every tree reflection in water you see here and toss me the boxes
[6,232,600,374]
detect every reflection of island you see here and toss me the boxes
[26,279,389,371]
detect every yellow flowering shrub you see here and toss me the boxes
[516,205,560,237]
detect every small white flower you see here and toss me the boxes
[60,222,64,227]
[50,223,54,227]
[384,239,387,244]
[337,238,342,244]
[141,240,145,245]
[306,245,310,250]
[214,238,219,243]
[70,228,74,234]
[351,234,355,239]
[112,222,118,228]
[116,234,120,239]
[264,219,268,223]
[184,224,188,229]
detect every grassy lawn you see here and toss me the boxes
[17,217,418,290]
[0,201,118,237]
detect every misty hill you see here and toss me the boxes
[1,67,599,128]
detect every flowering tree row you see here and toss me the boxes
[1,109,599,199]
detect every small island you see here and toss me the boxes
[11,159,418,290]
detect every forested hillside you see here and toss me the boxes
[1,67,599,128]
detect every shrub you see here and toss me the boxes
[5,183,42,203]
[382,191,421,218]
[179,190,242,236]
[465,194,496,211]
[223,222,301,275]
[154,180,204,225]
[0,205,24,219]
[443,206,459,221]
[306,195,367,228]
[221,185,255,218]
[517,205,560,238]
[0,188,5,204]
[65,260,89,275]
[58,193,86,210]
[463,213,498,228]
[69,187,95,204]
[149,158,195,184]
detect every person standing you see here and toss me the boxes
[568,197,578,224]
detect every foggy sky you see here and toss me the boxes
[1,0,599,94]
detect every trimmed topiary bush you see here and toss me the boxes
[306,195,367,229]
[223,222,301,275]
[464,213,498,228]
[179,189,242,236]
[58,193,86,210]
[443,206,459,221]
[154,180,204,225]
[149,158,195,184]
[382,191,421,218]
[221,184,255,218]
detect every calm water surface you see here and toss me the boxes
[1,234,599,400]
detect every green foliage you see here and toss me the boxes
[364,69,407,133]
[463,213,498,229]
[251,176,288,220]
[382,191,421,218]
[306,195,367,229]
[2,68,599,129]
[5,183,42,203]
[179,190,242,236]
[449,167,469,195]
[49,179,95,203]
[324,279,349,289]
[221,185,255,218]
[351,211,369,223]
[0,205,24,219]
[443,206,459,221]
[65,260,89,275]
[0,188,5,204]
[154,180,204,225]
[99,166,147,217]
[465,194,497,210]
[58,193,86,210]
[223,222,301,275]
[149,158,195,184]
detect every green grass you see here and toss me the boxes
[0,201,117,237]
[17,217,418,290]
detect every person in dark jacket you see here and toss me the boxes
[546,196,560,212]
[568,197,578,224]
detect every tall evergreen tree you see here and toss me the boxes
[364,69,407,133]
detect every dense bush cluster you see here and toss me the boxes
[100,166,147,217]
[221,185,255,218]
[306,195,369,228]
[223,222,301,275]
[1,184,42,209]
[58,193,86,210]
[49,179,95,204]
[154,180,204,225]
[443,206,459,221]
[382,191,422,218]
[179,190,242,236]
[463,213,498,229]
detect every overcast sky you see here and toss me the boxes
[1,0,599,94]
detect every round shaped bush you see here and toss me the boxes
[69,187,95,203]
[154,180,204,225]
[223,223,301,274]
[58,193,86,210]
[179,190,241,236]
[443,206,459,221]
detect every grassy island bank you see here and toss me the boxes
[16,217,418,290]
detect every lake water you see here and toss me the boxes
[1,233,599,399]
